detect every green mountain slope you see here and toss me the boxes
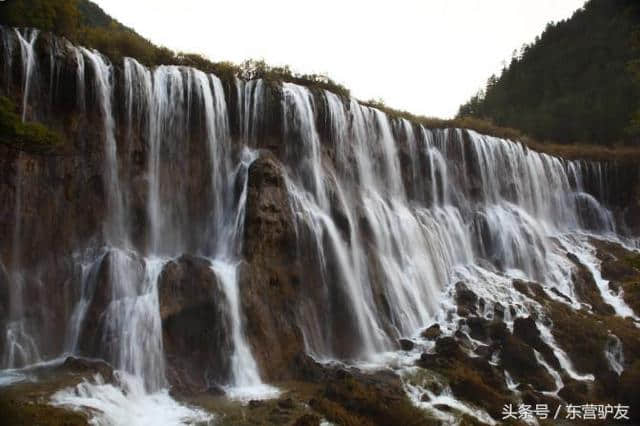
[458,0,640,146]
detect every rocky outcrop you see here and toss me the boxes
[567,252,615,315]
[239,152,309,381]
[591,238,640,316]
[157,255,232,393]
[417,336,515,420]
[309,367,432,426]
[513,276,640,407]
[0,356,115,426]
[76,249,145,359]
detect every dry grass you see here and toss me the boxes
[359,100,640,163]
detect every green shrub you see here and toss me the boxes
[0,96,64,151]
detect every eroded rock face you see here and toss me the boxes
[240,152,307,381]
[310,367,432,426]
[567,252,615,315]
[417,336,515,419]
[591,238,640,316]
[421,323,441,340]
[413,258,640,423]
[157,254,232,393]
[0,263,9,355]
[513,276,640,408]
[454,281,478,317]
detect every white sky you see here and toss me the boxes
[93,0,587,118]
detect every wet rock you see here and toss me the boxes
[519,386,560,409]
[474,345,491,358]
[277,397,295,410]
[455,281,478,317]
[158,254,233,393]
[418,336,513,420]
[0,263,8,352]
[292,414,321,426]
[558,379,590,404]
[399,338,414,351]
[619,361,640,420]
[421,323,441,340]
[426,381,443,395]
[608,281,622,293]
[488,320,509,343]
[311,368,431,425]
[433,336,465,361]
[240,153,307,381]
[513,316,560,369]
[466,316,490,341]
[549,287,573,303]
[206,384,225,396]
[478,297,486,314]
[0,353,116,425]
[249,399,265,409]
[602,260,638,282]
[61,356,114,382]
[243,153,297,263]
[591,238,640,316]
[513,275,640,402]
[493,303,505,320]
[500,333,556,392]
[76,249,145,359]
[0,385,88,426]
[567,252,615,315]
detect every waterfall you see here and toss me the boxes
[278,86,627,362]
[122,58,273,396]
[239,78,265,146]
[80,48,127,245]
[73,47,86,113]
[0,26,638,423]
[14,28,39,122]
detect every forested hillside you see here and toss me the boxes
[458,0,640,146]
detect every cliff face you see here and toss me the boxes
[1,26,640,423]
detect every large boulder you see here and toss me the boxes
[158,254,232,394]
[76,249,146,359]
[417,336,515,420]
[454,281,478,317]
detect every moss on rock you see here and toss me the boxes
[0,96,65,154]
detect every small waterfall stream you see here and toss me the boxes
[14,28,39,122]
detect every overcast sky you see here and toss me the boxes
[93,0,587,118]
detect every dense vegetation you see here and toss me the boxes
[0,0,350,96]
[458,0,640,146]
[0,96,64,152]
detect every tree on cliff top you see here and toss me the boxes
[458,0,640,146]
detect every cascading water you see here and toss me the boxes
[121,58,274,398]
[1,25,639,424]
[14,28,39,122]
[80,48,127,244]
[278,85,634,367]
